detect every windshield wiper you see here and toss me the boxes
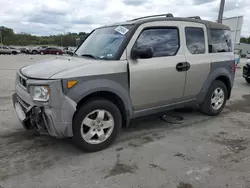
[81,54,97,59]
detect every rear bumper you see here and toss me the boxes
[12,75,77,137]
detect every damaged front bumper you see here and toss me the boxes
[12,93,59,136]
[12,73,77,137]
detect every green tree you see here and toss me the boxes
[0,26,89,46]
[240,37,248,43]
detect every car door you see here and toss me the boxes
[45,48,51,54]
[52,48,57,54]
[126,21,187,111]
[181,22,210,100]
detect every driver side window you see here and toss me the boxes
[134,27,180,58]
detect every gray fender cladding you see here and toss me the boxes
[62,73,133,116]
[197,60,235,102]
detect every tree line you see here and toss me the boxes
[0,26,89,47]
[240,37,250,44]
[2,25,250,46]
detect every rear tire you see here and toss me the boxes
[200,80,228,116]
[12,51,17,55]
[72,99,122,152]
[246,78,250,83]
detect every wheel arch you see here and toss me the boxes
[74,90,130,128]
[215,75,231,99]
[197,68,233,103]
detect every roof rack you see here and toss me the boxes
[129,13,174,21]
[186,16,201,20]
[128,14,202,22]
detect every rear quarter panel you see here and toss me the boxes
[197,52,235,102]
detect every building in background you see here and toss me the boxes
[222,16,243,49]
[222,15,243,49]
[222,16,244,65]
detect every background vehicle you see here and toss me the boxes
[19,47,29,54]
[0,46,12,54]
[247,52,250,59]
[27,47,40,54]
[40,47,63,55]
[27,46,47,54]
[243,59,250,83]
[9,47,21,55]
[13,14,235,152]
[63,47,76,55]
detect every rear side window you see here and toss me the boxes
[210,29,232,53]
[134,28,179,57]
[185,27,205,54]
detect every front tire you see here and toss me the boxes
[246,78,250,83]
[72,99,122,152]
[200,80,227,116]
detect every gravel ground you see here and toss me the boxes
[0,55,250,188]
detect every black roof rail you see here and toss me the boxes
[187,16,201,20]
[129,13,174,21]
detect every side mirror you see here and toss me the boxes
[131,47,153,59]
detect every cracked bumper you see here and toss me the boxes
[12,77,76,137]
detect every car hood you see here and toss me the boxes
[20,56,127,79]
[20,56,98,79]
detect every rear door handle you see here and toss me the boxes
[176,62,190,72]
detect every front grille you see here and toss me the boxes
[19,75,27,88]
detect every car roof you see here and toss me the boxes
[98,15,230,30]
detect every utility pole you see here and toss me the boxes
[218,0,225,23]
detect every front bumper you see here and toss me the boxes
[12,93,56,134]
[12,74,76,137]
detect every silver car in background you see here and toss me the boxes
[0,46,20,55]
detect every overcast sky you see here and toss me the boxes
[0,0,249,36]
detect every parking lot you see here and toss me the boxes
[0,55,250,188]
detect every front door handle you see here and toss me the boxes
[176,62,190,72]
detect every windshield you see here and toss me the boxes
[75,25,132,59]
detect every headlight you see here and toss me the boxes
[30,86,50,102]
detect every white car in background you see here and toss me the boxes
[246,52,250,59]
[62,47,77,55]
[0,46,20,55]
[0,46,11,54]
[9,47,21,55]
